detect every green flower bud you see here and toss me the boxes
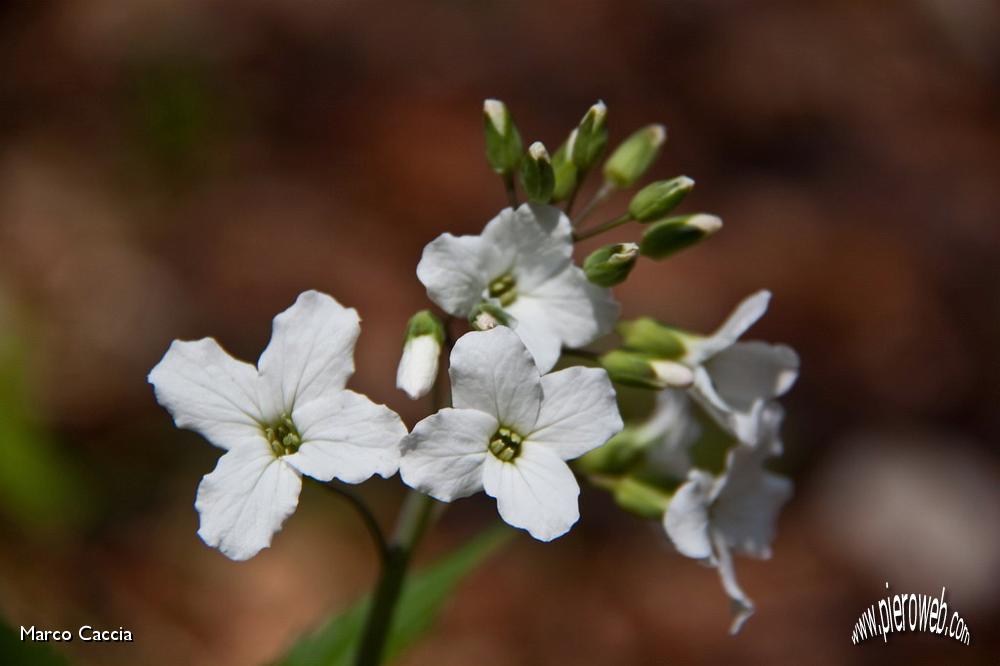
[639,213,722,260]
[550,139,578,202]
[628,176,695,222]
[397,310,445,400]
[483,99,523,176]
[403,309,445,344]
[519,141,555,203]
[583,242,639,287]
[576,426,648,476]
[612,476,671,519]
[600,350,694,389]
[571,101,608,173]
[603,124,667,188]
[468,302,513,331]
[617,317,686,359]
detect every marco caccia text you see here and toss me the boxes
[21,625,134,642]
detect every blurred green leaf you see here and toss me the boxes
[275,525,511,666]
[0,618,72,666]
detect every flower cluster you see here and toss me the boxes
[148,97,799,635]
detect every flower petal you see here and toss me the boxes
[481,204,573,291]
[286,390,406,484]
[482,442,580,541]
[502,308,562,374]
[416,233,496,317]
[257,291,360,415]
[640,389,701,479]
[148,338,265,450]
[513,264,619,349]
[704,341,799,411]
[685,290,771,364]
[711,528,756,635]
[527,366,623,460]
[713,444,793,559]
[396,335,441,400]
[195,441,302,561]
[663,469,715,559]
[449,327,542,433]
[399,408,498,501]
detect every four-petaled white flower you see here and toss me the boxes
[681,290,799,446]
[663,405,791,633]
[416,204,620,373]
[148,291,406,561]
[399,326,623,540]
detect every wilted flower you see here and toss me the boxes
[148,291,406,560]
[416,204,619,372]
[399,327,623,540]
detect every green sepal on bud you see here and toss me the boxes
[599,350,694,390]
[583,242,639,287]
[468,302,513,331]
[639,213,722,260]
[483,99,523,176]
[612,476,671,519]
[576,426,648,476]
[617,317,686,359]
[603,124,666,188]
[403,309,445,345]
[628,176,695,222]
[550,139,578,202]
[519,141,555,203]
[570,101,608,173]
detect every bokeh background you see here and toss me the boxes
[1,0,998,664]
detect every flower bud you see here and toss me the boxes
[483,99,523,176]
[550,139,578,202]
[603,124,666,188]
[576,427,647,476]
[571,101,608,173]
[628,176,695,222]
[469,302,514,331]
[617,317,686,359]
[600,350,694,389]
[583,242,639,287]
[519,141,555,203]
[612,476,671,519]
[396,310,445,399]
[639,213,722,259]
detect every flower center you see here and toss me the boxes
[487,273,518,306]
[265,413,301,457]
[488,426,523,462]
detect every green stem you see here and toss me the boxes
[318,481,389,566]
[354,491,438,666]
[503,173,518,208]
[572,213,633,242]
[574,181,615,225]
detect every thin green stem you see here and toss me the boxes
[572,213,633,242]
[574,181,615,225]
[503,173,518,208]
[318,481,388,566]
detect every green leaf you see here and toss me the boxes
[0,618,72,666]
[274,525,512,666]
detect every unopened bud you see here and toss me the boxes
[617,317,686,359]
[639,213,722,259]
[603,124,666,188]
[551,139,578,202]
[613,476,671,519]
[628,176,695,222]
[519,141,555,203]
[469,302,513,331]
[571,101,609,173]
[583,242,639,287]
[483,99,523,176]
[600,350,693,389]
[576,427,647,475]
[396,310,445,400]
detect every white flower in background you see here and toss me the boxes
[396,310,445,400]
[637,389,702,479]
[148,291,406,561]
[400,327,623,540]
[681,290,799,445]
[416,203,620,372]
[663,405,791,633]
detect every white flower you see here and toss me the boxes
[396,335,440,400]
[148,291,406,561]
[663,406,791,633]
[399,326,623,540]
[636,389,702,479]
[416,204,619,372]
[682,290,799,445]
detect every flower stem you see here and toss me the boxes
[353,490,438,666]
[573,213,633,242]
[574,181,615,225]
[318,481,389,566]
[503,173,518,208]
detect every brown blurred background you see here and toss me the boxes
[1,0,999,664]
